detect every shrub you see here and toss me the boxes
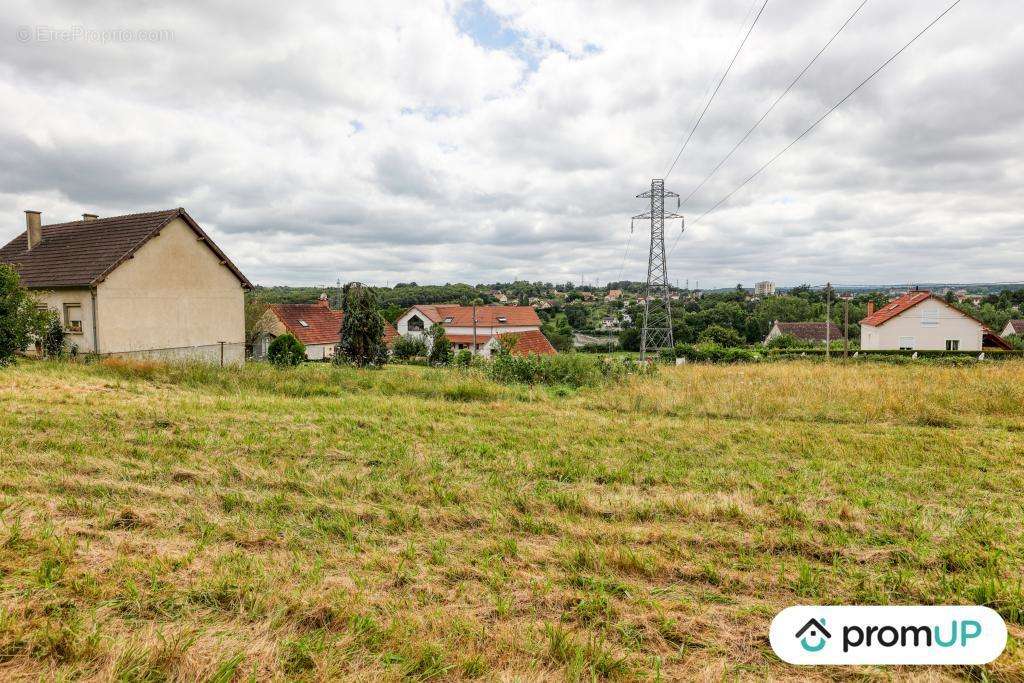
[267,333,306,366]
[488,351,654,388]
[392,335,428,360]
[454,349,473,367]
[41,312,67,358]
[672,342,761,364]
[765,333,803,349]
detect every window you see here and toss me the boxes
[946,339,960,351]
[898,336,915,350]
[921,308,938,326]
[407,315,424,332]
[443,316,454,323]
[497,316,507,323]
[63,303,83,334]
[298,320,309,327]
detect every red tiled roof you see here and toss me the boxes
[495,329,557,355]
[773,321,843,342]
[0,208,250,289]
[407,304,541,327]
[269,300,397,346]
[860,291,933,326]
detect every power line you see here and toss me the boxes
[663,0,769,180]
[668,0,869,259]
[680,0,870,207]
[687,0,964,230]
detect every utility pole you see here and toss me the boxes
[825,282,832,360]
[633,179,684,360]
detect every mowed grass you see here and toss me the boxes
[0,359,1022,681]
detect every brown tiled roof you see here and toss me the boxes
[406,304,541,327]
[773,321,844,342]
[269,300,397,346]
[1006,320,1024,335]
[495,329,557,355]
[860,291,932,326]
[0,208,251,289]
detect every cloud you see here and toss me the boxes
[0,0,1022,287]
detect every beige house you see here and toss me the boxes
[0,208,251,363]
[860,291,1010,352]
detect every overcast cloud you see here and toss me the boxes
[1,0,1021,288]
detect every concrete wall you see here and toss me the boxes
[860,301,983,351]
[95,217,247,364]
[29,288,97,354]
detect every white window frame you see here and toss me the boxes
[945,339,960,351]
[898,336,915,350]
[63,303,83,334]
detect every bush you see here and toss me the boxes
[454,349,473,367]
[488,351,654,388]
[267,333,306,366]
[765,333,803,349]
[672,342,761,364]
[0,264,47,365]
[697,324,744,347]
[41,312,67,358]
[392,335,428,360]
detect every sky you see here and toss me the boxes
[1,0,1022,289]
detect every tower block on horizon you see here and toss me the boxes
[633,178,683,360]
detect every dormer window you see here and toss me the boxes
[497,316,507,323]
[298,320,309,327]
[443,316,454,323]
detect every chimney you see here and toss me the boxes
[82,213,98,221]
[24,210,42,250]
[866,302,875,316]
[318,292,330,307]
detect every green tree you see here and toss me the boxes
[0,264,46,365]
[267,333,306,366]
[427,324,453,366]
[337,282,389,367]
[697,324,744,347]
[618,327,640,352]
[541,314,573,352]
[392,335,428,360]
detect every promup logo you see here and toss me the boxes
[770,606,1006,665]
[795,618,830,652]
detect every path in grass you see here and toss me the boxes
[0,360,1021,680]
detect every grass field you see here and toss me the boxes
[1,359,1022,681]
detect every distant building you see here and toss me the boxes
[604,289,622,302]
[490,291,508,303]
[764,321,843,345]
[1000,320,1024,338]
[252,294,397,361]
[754,280,776,297]
[860,291,1010,351]
[395,304,553,356]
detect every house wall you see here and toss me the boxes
[30,287,97,354]
[860,301,983,351]
[763,323,783,344]
[95,217,247,364]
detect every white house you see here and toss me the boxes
[860,291,1010,351]
[1000,320,1023,338]
[395,304,553,356]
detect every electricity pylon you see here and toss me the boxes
[633,179,683,360]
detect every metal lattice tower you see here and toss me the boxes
[633,179,683,359]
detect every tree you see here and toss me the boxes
[267,333,306,366]
[0,264,46,365]
[427,324,453,366]
[541,314,573,352]
[337,282,389,367]
[618,327,640,352]
[697,324,744,347]
[41,312,67,358]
